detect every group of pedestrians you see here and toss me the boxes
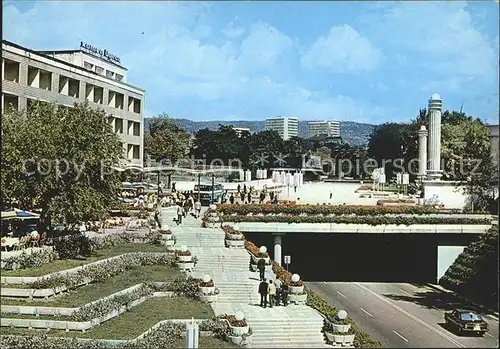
[229,184,279,205]
[256,257,289,308]
[258,278,289,308]
[175,197,202,224]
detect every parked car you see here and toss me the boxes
[444,309,488,336]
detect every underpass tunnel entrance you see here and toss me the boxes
[245,232,443,283]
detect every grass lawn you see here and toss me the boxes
[1,265,182,307]
[1,296,215,340]
[2,243,168,277]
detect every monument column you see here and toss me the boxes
[418,125,428,180]
[427,93,443,181]
[273,234,282,266]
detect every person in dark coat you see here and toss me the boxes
[281,283,289,306]
[243,184,247,194]
[257,258,266,281]
[258,278,269,308]
[259,192,265,204]
[229,193,235,204]
[270,191,275,202]
[240,192,245,203]
[237,184,241,194]
[247,191,252,204]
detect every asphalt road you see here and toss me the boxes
[307,282,499,348]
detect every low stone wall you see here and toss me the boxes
[1,284,176,331]
[225,222,492,234]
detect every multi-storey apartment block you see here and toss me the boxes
[307,120,340,138]
[265,117,299,140]
[1,40,145,166]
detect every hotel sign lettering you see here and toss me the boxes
[80,41,121,64]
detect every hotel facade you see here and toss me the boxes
[307,120,340,138]
[1,40,145,166]
[265,117,299,140]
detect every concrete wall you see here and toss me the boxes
[423,180,469,210]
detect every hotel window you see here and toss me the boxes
[95,66,104,75]
[3,59,20,83]
[115,73,123,82]
[106,70,115,79]
[3,93,19,111]
[68,78,80,98]
[83,61,94,71]
[127,144,140,160]
[94,86,103,104]
[114,118,123,134]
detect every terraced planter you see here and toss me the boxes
[227,334,251,346]
[226,233,243,240]
[230,324,249,336]
[328,323,351,333]
[325,333,355,346]
[177,255,192,262]
[176,262,195,271]
[198,286,215,294]
[161,233,173,240]
[289,293,307,304]
[226,239,245,248]
[289,285,304,294]
[250,254,270,264]
[162,239,175,247]
[199,293,219,303]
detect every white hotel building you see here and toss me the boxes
[307,120,340,138]
[265,117,299,140]
[1,40,145,166]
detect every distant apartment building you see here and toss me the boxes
[232,127,250,138]
[265,117,299,140]
[1,40,145,167]
[307,120,340,138]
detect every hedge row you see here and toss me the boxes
[439,225,499,310]
[224,215,491,226]
[216,203,463,216]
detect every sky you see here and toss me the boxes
[3,1,499,124]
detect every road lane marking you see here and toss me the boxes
[360,308,373,317]
[336,290,347,298]
[398,288,413,296]
[392,330,409,342]
[354,283,466,348]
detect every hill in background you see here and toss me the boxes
[145,118,375,147]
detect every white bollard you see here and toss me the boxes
[186,318,199,348]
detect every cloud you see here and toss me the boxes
[301,24,382,73]
[362,2,497,82]
[223,21,245,38]
[3,1,385,122]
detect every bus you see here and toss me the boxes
[194,183,224,205]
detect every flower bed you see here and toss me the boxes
[271,261,382,348]
[244,241,270,264]
[215,203,463,216]
[0,317,234,348]
[224,215,491,225]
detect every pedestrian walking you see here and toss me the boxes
[194,200,202,218]
[243,184,247,194]
[237,184,241,194]
[257,258,266,281]
[247,191,252,204]
[154,204,162,229]
[329,191,333,199]
[258,278,269,308]
[281,283,289,306]
[269,191,274,202]
[229,193,235,204]
[259,191,265,204]
[274,278,282,306]
[268,280,276,308]
[240,192,245,203]
[176,204,183,225]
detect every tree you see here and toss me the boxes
[367,123,408,179]
[144,113,191,164]
[1,102,123,229]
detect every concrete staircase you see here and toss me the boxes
[161,206,329,348]
[248,318,327,348]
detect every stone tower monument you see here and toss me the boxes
[427,93,443,181]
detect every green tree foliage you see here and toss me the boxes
[1,102,123,229]
[191,127,310,170]
[144,113,191,164]
[439,225,498,310]
[368,109,496,209]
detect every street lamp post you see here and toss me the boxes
[211,173,215,204]
[197,173,201,202]
[156,171,160,204]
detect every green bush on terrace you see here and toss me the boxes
[219,214,491,226]
[216,203,466,216]
[439,225,499,310]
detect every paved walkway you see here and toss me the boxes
[161,208,329,348]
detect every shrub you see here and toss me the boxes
[165,276,201,299]
[1,249,59,270]
[176,250,192,257]
[290,280,304,287]
[221,314,248,327]
[215,203,465,216]
[225,215,490,226]
[52,232,92,259]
